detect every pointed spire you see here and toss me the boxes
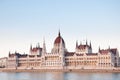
[108,46,110,50]
[42,37,46,55]
[30,44,32,50]
[99,46,101,52]
[37,43,40,48]
[76,40,78,48]
[89,41,92,49]
[58,29,61,37]
[9,51,11,56]
[86,39,88,45]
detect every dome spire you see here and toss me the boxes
[58,29,61,37]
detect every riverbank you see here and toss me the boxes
[1,69,120,73]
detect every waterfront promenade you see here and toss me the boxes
[1,68,120,73]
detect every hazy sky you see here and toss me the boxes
[0,0,120,57]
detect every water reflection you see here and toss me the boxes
[0,72,120,80]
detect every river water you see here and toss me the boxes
[0,72,120,80]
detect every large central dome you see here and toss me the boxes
[51,31,67,54]
[54,31,65,45]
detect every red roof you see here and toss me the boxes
[99,50,109,54]
[54,36,64,44]
[31,47,42,52]
[78,45,91,49]
[99,48,117,55]
[54,32,65,44]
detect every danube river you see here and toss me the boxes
[0,72,120,80]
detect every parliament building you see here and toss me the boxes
[5,31,120,69]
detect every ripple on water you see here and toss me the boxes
[0,72,120,80]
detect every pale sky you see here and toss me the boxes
[0,0,120,58]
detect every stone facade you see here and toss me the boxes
[6,32,120,69]
[0,57,7,68]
